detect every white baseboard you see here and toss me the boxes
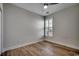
[45,39,79,50]
[2,39,43,53]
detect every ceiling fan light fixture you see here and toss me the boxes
[44,4,48,9]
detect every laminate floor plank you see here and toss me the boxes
[1,40,79,56]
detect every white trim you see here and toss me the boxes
[2,39,43,53]
[45,39,79,50]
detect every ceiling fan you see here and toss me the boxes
[43,3,58,9]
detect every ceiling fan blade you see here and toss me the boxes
[48,3,58,5]
[44,3,58,5]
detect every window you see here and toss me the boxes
[45,17,53,37]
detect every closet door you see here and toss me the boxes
[0,8,1,54]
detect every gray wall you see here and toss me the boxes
[47,5,79,49]
[0,4,2,53]
[0,10,1,53]
[0,3,3,53]
[3,4,44,50]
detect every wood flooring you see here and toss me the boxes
[1,40,79,56]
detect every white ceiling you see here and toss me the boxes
[12,3,77,16]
